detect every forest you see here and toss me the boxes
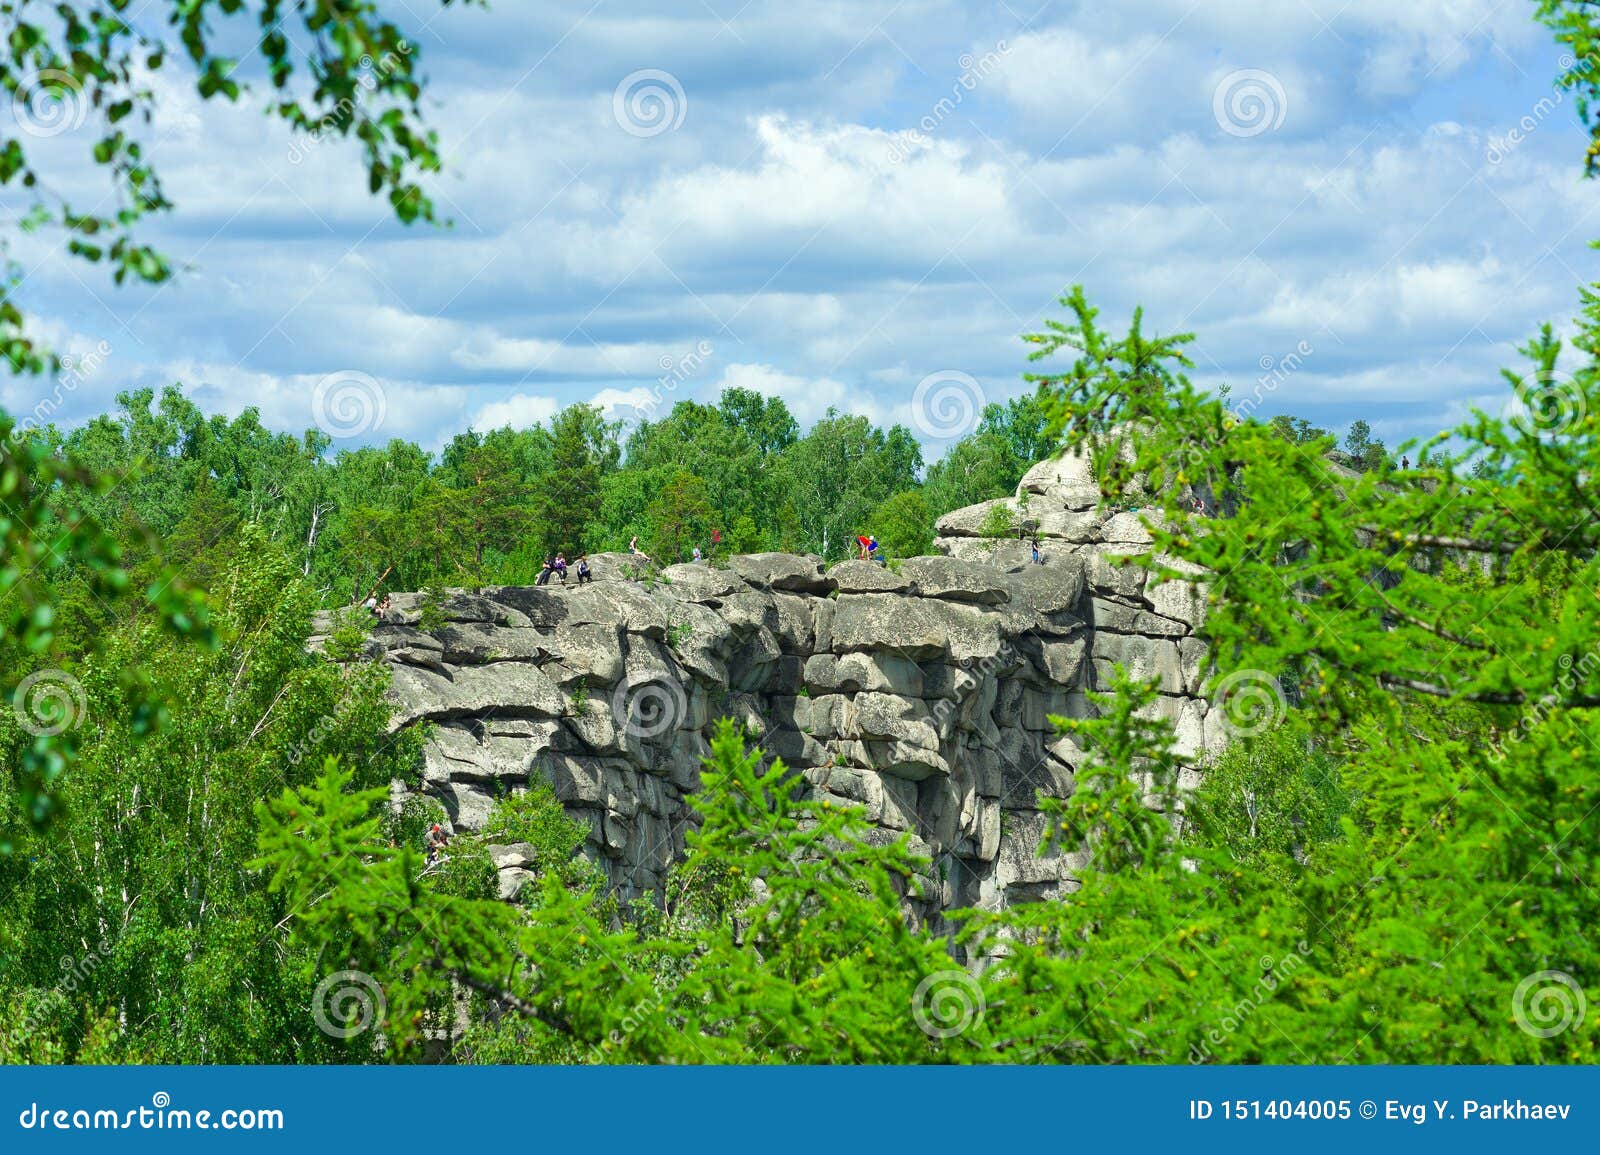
[0,0,1597,1066]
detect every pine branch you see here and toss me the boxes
[1376,674,1600,708]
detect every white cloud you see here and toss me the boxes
[991,27,1194,140]
[587,386,666,417]
[4,0,1586,459]
[716,362,890,427]
[471,392,561,430]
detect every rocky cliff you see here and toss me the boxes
[316,446,1219,921]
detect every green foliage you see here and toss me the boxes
[480,782,607,896]
[1010,276,1600,1063]
[387,793,448,856]
[1267,414,1329,445]
[768,409,923,560]
[0,531,421,1060]
[921,394,1054,514]
[646,472,715,564]
[1342,419,1389,473]
[976,501,1016,541]
[871,489,934,559]
[324,606,372,662]
[1184,725,1351,886]
[416,583,448,632]
[568,676,591,717]
[0,414,215,847]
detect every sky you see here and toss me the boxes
[4,0,1597,462]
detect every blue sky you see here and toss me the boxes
[4,0,1596,461]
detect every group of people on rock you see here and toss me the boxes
[536,552,592,586]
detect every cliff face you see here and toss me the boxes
[322,447,1220,919]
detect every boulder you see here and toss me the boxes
[729,553,836,595]
[934,536,1035,569]
[1084,546,1150,599]
[659,564,743,601]
[386,662,567,730]
[1088,597,1187,638]
[803,652,925,696]
[1020,635,1087,685]
[497,867,534,902]
[432,622,551,665]
[1020,687,1092,731]
[437,781,495,830]
[846,693,939,751]
[929,600,1006,664]
[830,594,947,659]
[897,557,1011,605]
[1178,636,1210,695]
[997,560,1086,618]
[487,842,538,870]
[1018,447,1096,495]
[830,559,913,593]
[1147,574,1210,632]
[558,583,671,640]
[1100,511,1156,544]
[864,740,950,782]
[1091,632,1185,695]
[934,498,1020,539]
[434,592,532,628]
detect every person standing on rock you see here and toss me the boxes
[1030,536,1042,565]
[425,823,451,866]
[577,554,592,584]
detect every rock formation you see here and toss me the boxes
[314,447,1221,921]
